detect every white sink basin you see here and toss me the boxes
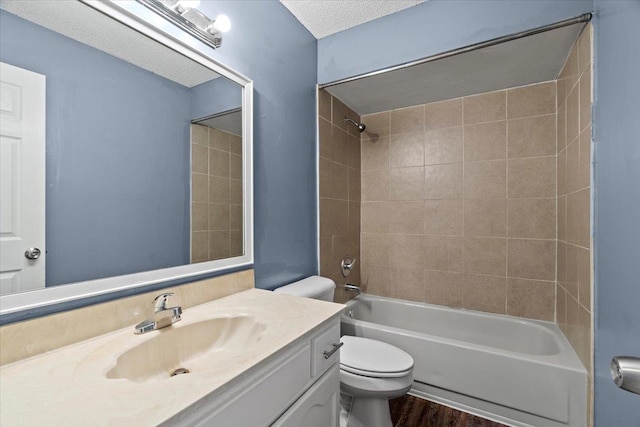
[105,315,266,383]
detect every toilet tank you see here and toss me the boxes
[274,276,336,301]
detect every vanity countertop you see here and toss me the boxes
[0,289,345,426]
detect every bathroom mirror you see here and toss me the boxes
[0,0,253,317]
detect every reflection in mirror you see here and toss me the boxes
[0,1,248,301]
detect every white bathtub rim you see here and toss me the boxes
[342,294,586,374]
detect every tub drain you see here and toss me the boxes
[170,368,190,377]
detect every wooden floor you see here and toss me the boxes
[389,395,509,427]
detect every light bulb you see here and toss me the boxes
[177,0,200,9]
[213,14,231,33]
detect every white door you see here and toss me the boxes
[0,62,46,295]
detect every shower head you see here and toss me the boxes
[344,117,366,133]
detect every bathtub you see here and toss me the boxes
[340,294,587,427]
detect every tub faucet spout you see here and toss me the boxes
[345,284,361,294]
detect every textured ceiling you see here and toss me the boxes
[325,23,585,116]
[0,0,219,87]
[280,0,426,39]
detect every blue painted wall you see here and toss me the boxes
[592,1,640,424]
[318,0,594,84]
[190,76,242,120]
[0,10,192,286]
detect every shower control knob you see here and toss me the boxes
[24,247,41,260]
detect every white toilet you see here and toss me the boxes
[275,276,414,427]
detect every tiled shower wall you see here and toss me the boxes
[191,124,243,262]
[556,24,593,418]
[318,90,361,303]
[359,81,557,320]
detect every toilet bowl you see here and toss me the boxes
[274,276,414,427]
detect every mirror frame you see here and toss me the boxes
[0,0,254,318]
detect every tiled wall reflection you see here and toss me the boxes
[318,90,361,303]
[557,24,593,423]
[191,124,243,262]
[360,81,558,321]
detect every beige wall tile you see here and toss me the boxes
[508,115,556,159]
[349,167,361,201]
[464,121,507,162]
[390,166,424,200]
[507,198,555,239]
[191,231,209,262]
[567,191,581,246]
[230,230,243,257]
[319,236,332,276]
[557,284,567,327]
[361,111,390,138]
[508,238,555,281]
[229,135,242,155]
[566,139,580,193]
[577,188,591,248]
[507,157,555,198]
[579,65,592,132]
[557,240,567,285]
[464,160,506,199]
[361,136,389,170]
[230,153,242,180]
[229,204,242,231]
[389,235,425,268]
[507,82,556,119]
[192,173,209,203]
[558,148,567,196]
[558,195,567,242]
[361,264,391,296]
[191,124,208,145]
[565,243,579,298]
[390,105,425,135]
[424,235,463,272]
[332,97,350,131]
[192,143,208,174]
[191,202,209,232]
[209,128,230,151]
[361,233,390,266]
[424,199,463,236]
[361,202,390,233]
[424,163,463,199]
[209,203,230,231]
[579,126,591,190]
[557,102,567,154]
[318,89,331,121]
[577,24,592,74]
[463,237,506,276]
[319,157,333,199]
[463,274,506,314]
[566,85,580,144]
[389,268,425,301]
[578,247,591,309]
[210,230,230,260]
[507,278,555,321]
[332,125,349,164]
[463,90,506,124]
[390,132,425,168]
[362,169,390,201]
[390,201,424,234]
[320,198,349,237]
[425,98,462,130]
[349,201,361,235]
[319,118,333,160]
[210,175,230,203]
[424,270,464,307]
[332,162,350,200]
[577,304,592,373]
[230,179,242,205]
[347,134,361,170]
[464,199,507,237]
[424,126,463,165]
[560,44,579,96]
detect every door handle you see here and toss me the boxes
[24,248,41,260]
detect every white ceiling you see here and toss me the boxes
[325,23,585,116]
[196,109,242,136]
[280,0,425,39]
[0,0,219,87]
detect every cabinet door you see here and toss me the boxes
[272,364,340,427]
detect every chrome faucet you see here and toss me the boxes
[134,292,182,334]
[344,284,361,295]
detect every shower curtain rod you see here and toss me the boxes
[319,12,593,89]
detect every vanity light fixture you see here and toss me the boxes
[136,0,231,49]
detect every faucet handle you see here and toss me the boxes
[153,292,174,311]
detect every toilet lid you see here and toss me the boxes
[340,336,413,378]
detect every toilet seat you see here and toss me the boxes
[340,336,414,378]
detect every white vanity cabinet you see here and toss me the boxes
[168,317,341,427]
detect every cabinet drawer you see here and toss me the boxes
[311,322,340,377]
